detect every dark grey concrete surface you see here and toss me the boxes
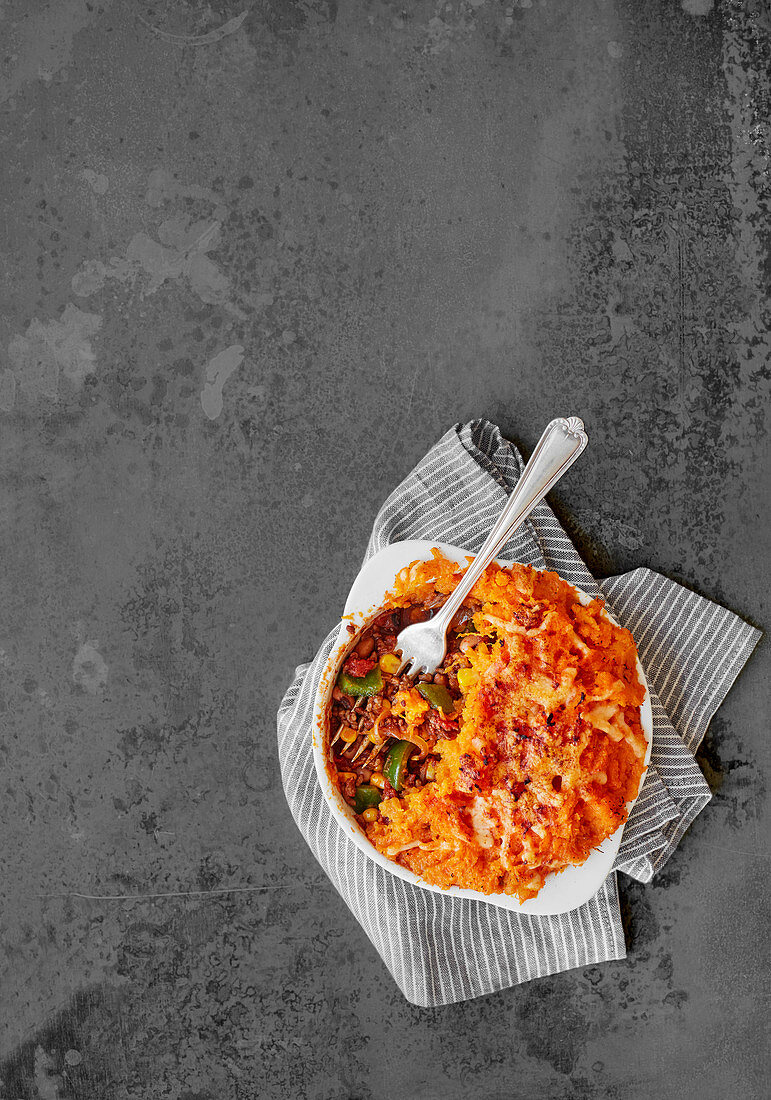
[0,0,768,1097]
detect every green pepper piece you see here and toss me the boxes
[417,682,456,715]
[383,739,416,793]
[337,666,384,698]
[353,784,382,814]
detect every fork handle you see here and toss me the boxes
[431,417,589,629]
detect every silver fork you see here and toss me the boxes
[394,416,589,677]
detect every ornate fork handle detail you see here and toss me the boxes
[395,417,589,676]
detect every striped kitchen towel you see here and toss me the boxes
[277,420,760,1006]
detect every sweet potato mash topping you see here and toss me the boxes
[329,550,648,903]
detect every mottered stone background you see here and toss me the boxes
[0,2,768,1098]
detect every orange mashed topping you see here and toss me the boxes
[364,551,648,902]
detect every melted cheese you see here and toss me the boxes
[363,555,648,903]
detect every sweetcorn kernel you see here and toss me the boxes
[362,807,379,823]
[457,668,474,694]
[379,653,401,675]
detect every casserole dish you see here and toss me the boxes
[312,540,653,915]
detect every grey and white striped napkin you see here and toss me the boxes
[277,421,760,1006]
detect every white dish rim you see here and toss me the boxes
[311,539,653,915]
